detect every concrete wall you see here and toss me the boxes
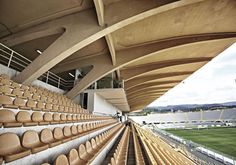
[0,64,64,94]
[86,91,122,116]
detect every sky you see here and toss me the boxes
[148,42,236,107]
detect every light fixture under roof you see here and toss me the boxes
[36,49,42,54]
[69,73,75,78]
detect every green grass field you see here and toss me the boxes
[166,127,236,158]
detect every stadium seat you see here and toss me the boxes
[78,144,93,163]
[32,112,46,125]
[0,95,13,107]
[0,133,31,162]
[68,149,86,165]
[40,128,61,148]
[16,111,37,126]
[71,125,79,139]
[43,112,52,124]
[54,154,69,165]
[52,113,60,124]
[63,126,73,142]
[53,127,66,143]
[22,130,49,153]
[0,109,22,127]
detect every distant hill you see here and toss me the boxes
[145,101,236,113]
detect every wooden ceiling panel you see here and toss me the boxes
[124,38,235,68]
[112,0,236,50]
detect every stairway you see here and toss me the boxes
[126,130,136,165]
[102,129,125,164]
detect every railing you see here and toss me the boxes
[0,43,74,89]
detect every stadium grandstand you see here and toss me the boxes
[0,0,236,165]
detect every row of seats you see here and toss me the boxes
[109,126,130,165]
[0,120,117,163]
[0,74,87,114]
[131,124,145,165]
[44,124,124,165]
[0,74,76,104]
[134,124,195,165]
[0,109,112,128]
[0,94,85,114]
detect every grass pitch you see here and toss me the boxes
[166,127,236,158]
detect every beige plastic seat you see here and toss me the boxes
[58,106,64,112]
[32,112,46,125]
[45,103,53,111]
[43,112,52,124]
[22,90,32,99]
[0,109,22,127]
[85,141,96,157]
[64,107,69,113]
[78,144,93,162]
[14,97,26,108]
[32,93,40,101]
[11,82,20,89]
[82,124,88,132]
[63,126,73,142]
[68,149,87,165]
[33,101,46,111]
[53,127,65,143]
[71,125,79,139]
[51,104,59,112]
[54,154,69,165]
[22,99,36,110]
[20,84,29,91]
[0,86,13,96]
[66,114,72,123]
[12,88,23,97]
[0,95,13,108]
[40,128,61,148]
[0,76,11,86]
[16,111,37,126]
[91,138,100,151]
[72,114,77,122]
[0,132,31,162]
[77,125,83,134]
[40,95,47,102]
[22,130,49,153]
[51,113,60,124]
[60,114,67,123]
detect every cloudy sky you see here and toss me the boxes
[149,42,236,107]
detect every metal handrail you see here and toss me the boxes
[0,43,74,89]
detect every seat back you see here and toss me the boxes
[16,111,31,122]
[71,125,78,135]
[77,125,83,133]
[63,126,72,137]
[0,133,22,155]
[0,109,16,123]
[85,141,93,154]
[67,115,72,122]
[53,113,60,122]
[54,154,69,165]
[0,95,13,105]
[44,113,52,122]
[91,138,97,150]
[60,114,66,122]
[78,144,87,159]
[14,97,26,107]
[40,128,54,143]
[68,149,80,165]
[53,127,64,140]
[32,112,43,122]
[22,130,40,148]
